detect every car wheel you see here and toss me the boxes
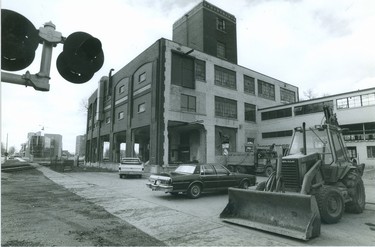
[119,174,123,179]
[240,180,250,189]
[188,183,202,199]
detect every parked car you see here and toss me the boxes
[119,157,144,178]
[146,164,256,199]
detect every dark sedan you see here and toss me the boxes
[146,164,256,199]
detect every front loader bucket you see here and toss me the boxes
[220,188,321,240]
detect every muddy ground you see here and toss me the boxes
[1,166,165,246]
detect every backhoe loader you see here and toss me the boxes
[220,105,366,240]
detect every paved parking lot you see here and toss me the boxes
[33,163,375,246]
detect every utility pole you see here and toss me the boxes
[5,133,9,161]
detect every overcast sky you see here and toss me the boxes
[2,0,375,153]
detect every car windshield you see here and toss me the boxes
[174,165,196,174]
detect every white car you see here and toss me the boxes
[119,158,144,178]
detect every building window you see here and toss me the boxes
[245,103,256,122]
[262,130,293,139]
[118,111,124,120]
[138,103,145,113]
[261,108,292,120]
[346,146,357,159]
[294,101,333,116]
[217,41,226,59]
[171,52,195,89]
[105,117,111,124]
[181,94,196,112]
[258,80,275,100]
[342,123,365,141]
[336,98,348,109]
[348,96,361,108]
[280,88,296,103]
[362,93,375,106]
[215,96,237,119]
[367,146,375,158]
[119,85,125,94]
[139,72,146,83]
[214,65,236,89]
[244,75,255,94]
[365,122,375,140]
[195,59,206,81]
[337,93,375,109]
[217,17,226,31]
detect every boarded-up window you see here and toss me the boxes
[171,52,195,89]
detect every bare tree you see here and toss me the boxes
[302,89,317,100]
[80,98,89,114]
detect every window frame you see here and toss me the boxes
[244,75,255,95]
[366,146,375,158]
[244,103,256,122]
[118,111,124,120]
[214,65,236,90]
[216,17,226,32]
[215,96,237,119]
[280,87,296,103]
[119,85,125,94]
[181,94,196,112]
[139,72,146,83]
[217,41,226,59]
[138,103,146,113]
[258,80,275,101]
[195,59,206,81]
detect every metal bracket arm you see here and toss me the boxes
[1,21,63,92]
[1,71,50,91]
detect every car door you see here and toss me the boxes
[200,164,218,190]
[214,165,238,189]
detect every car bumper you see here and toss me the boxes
[119,171,143,175]
[146,183,173,192]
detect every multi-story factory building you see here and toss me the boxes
[84,1,299,171]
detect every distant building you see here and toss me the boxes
[45,134,63,158]
[25,132,62,159]
[75,135,86,157]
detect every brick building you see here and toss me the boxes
[85,1,298,171]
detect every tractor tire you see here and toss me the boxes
[265,166,274,177]
[344,171,366,213]
[240,179,250,189]
[256,181,266,191]
[187,183,202,199]
[316,186,345,224]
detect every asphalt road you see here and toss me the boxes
[2,162,375,246]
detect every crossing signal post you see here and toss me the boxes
[1,9,104,91]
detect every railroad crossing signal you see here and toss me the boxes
[1,9,104,91]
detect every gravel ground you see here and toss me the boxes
[1,166,165,246]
